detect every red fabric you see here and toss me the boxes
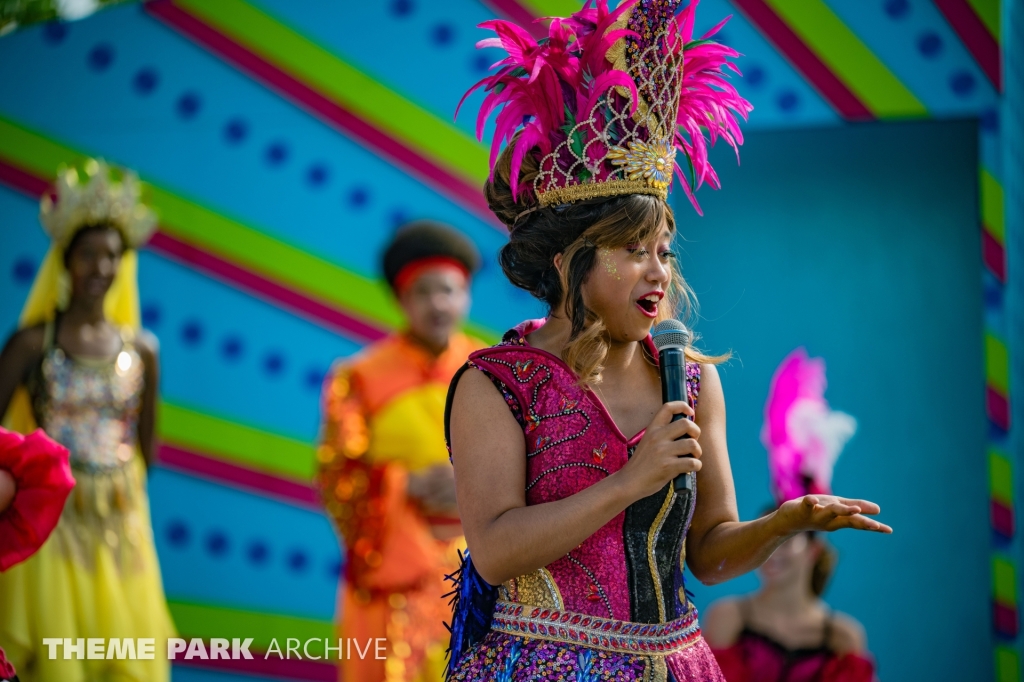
[713,640,875,682]
[0,426,75,571]
[393,256,468,293]
[0,645,15,680]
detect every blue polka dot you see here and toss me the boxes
[884,0,909,19]
[473,53,492,73]
[777,90,799,111]
[247,541,270,565]
[306,164,329,187]
[142,303,161,328]
[166,520,190,547]
[265,142,289,166]
[981,108,999,133]
[181,320,203,346]
[390,0,413,16]
[43,22,67,44]
[432,24,454,45]
[984,278,1002,309]
[205,531,229,557]
[263,352,285,375]
[221,335,244,360]
[12,257,35,284]
[133,68,160,95]
[287,550,309,572]
[305,367,326,390]
[390,208,410,228]
[176,91,202,119]
[713,30,728,46]
[348,186,370,208]
[917,32,942,58]
[745,65,765,87]
[87,43,114,71]
[327,560,343,578]
[950,71,976,97]
[223,118,248,144]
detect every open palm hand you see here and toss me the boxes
[779,495,893,534]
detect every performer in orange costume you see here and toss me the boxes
[317,221,483,682]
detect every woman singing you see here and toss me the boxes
[442,1,890,680]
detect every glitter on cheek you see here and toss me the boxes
[598,248,621,280]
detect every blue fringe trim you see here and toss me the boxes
[443,549,498,681]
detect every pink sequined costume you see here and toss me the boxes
[444,320,723,682]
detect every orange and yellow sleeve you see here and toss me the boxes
[316,364,437,591]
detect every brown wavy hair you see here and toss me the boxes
[486,137,727,384]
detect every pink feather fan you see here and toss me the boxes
[762,348,857,505]
[458,0,753,214]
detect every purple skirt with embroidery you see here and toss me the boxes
[447,601,725,682]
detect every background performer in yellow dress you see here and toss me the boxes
[316,221,483,682]
[0,159,175,681]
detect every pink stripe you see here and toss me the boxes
[0,158,50,197]
[158,443,320,509]
[148,232,387,343]
[146,0,498,228]
[730,0,873,120]
[982,229,1006,282]
[986,385,1011,432]
[934,0,1001,91]
[994,601,1019,637]
[991,499,1015,539]
[0,157,387,343]
[480,0,547,39]
[173,655,335,681]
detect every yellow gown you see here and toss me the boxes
[0,320,175,682]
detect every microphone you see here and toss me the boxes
[651,320,695,496]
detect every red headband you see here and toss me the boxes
[393,256,469,294]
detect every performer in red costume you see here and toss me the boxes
[442,2,891,680]
[704,349,877,682]
[317,222,482,682]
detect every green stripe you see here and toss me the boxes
[148,186,405,329]
[982,168,1005,242]
[994,555,1017,605]
[168,600,334,655]
[996,645,1021,682]
[989,450,1013,504]
[0,114,499,343]
[764,0,927,117]
[176,0,488,185]
[160,402,316,480]
[521,0,583,16]
[985,332,1010,395]
[967,0,1001,42]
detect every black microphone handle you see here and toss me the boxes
[659,347,694,494]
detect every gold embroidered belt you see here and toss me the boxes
[490,600,703,655]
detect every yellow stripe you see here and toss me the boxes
[981,168,1005,243]
[176,0,488,184]
[986,333,1010,395]
[996,645,1021,682]
[763,0,927,117]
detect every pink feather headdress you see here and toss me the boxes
[459,0,752,215]
[762,348,857,505]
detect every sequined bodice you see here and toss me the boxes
[468,321,700,625]
[30,330,144,470]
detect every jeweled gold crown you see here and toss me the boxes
[40,158,157,249]
[461,0,752,215]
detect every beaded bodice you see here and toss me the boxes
[468,320,700,625]
[30,323,144,471]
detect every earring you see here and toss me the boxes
[56,268,70,310]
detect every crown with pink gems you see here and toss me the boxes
[460,0,753,216]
